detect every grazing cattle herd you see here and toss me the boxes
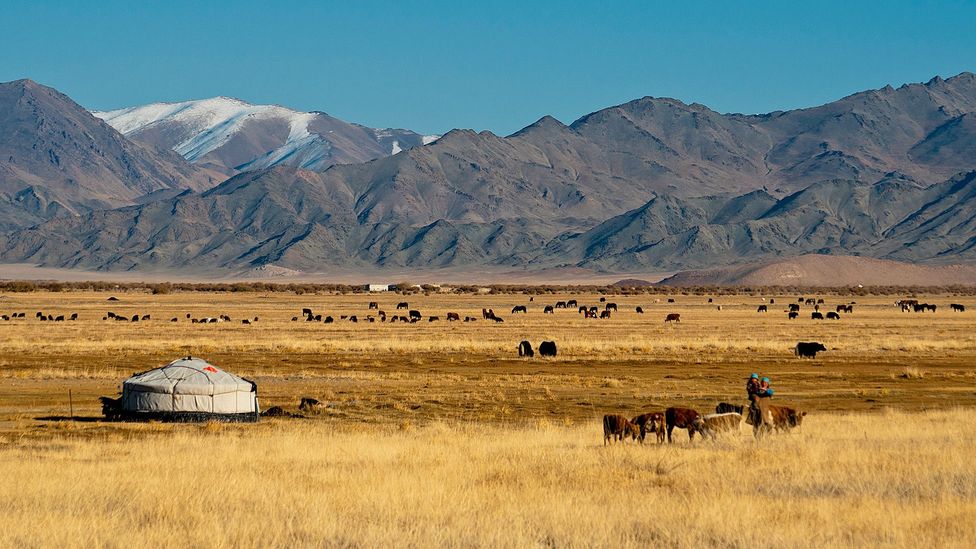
[604,399,806,445]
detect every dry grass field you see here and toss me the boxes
[1,289,975,546]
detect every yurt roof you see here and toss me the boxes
[124,357,255,395]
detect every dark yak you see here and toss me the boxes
[539,341,557,357]
[518,341,534,357]
[795,341,827,358]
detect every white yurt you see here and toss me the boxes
[121,357,259,422]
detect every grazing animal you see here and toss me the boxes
[665,313,680,323]
[665,407,703,443]
[141,314,150,321]
[757,305,768,313]
[589,306,598,314]
[826,311,840,320]
[788,311,798,319]
[951,303,966,312]
[299,397,323,413]
[631,412,665,444]
[555,301,567,309]
[99,396,123,420]
[131,315,139,322]
[567,300,578,308]
[69,313,78,321]
[54,315,65,322]
[795,341,827,358]
[171,317,178,322]
[767,405,807,431]
[603,414,640,445]
[491,316,504,323]
[397,302,409,310]
[789,303,800,312]
[324,316,334,323]
[409,310,422,320]
[716,402,744,415]
[635,306,643,314]
[1,315,8,321]
[291,316,298,321]
[302,308,313,316]
[368,302,378,309]
[512,305,527,314]
[699,412,742,438]
[518,340,534,357]
[817,299,825,304]
[242,319,251,325]
[599,297,606,303]
[716,305,722,311]
[605,303,617,312]
[584,310,597,319]
[539,341,557,357]
[600,310,612,319]
[107,297,119,301]
[811,312,824,320]
[667,298,675,303]
[544,305,555,314]
[447,312,460,321]
[427,316,438,322]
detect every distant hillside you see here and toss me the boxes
[0,79,216,231]
[659,255,976,286]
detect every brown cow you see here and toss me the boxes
[665,313,680,323]
[767,404,806,432]
[665,407,702,442]
[698,412,742,439]
[603,414,640,445]
[631,412,665,444]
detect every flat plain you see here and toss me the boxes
[1,290,975,547]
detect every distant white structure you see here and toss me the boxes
[366,284,392,292]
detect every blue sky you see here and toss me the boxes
[1,0,974,135]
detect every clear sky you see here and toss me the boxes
[1,0,974,135]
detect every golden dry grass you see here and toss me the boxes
[1,290,976,546]
[1,409,974,547]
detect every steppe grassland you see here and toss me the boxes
[1,290,975,428]
[1,290,976,546]
[0,409,974,548]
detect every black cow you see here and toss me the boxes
[324,316,334,323]
[512,305,527,314]
[539,341,557,357]
[600,310,611,319]
[368,302,378,309]
[716,402,744,415]
[242,319,251,325]
[951,303,966,312]
[302,308,313,316]
[795,341,827,358]
[544,305,554,314]
[605,303,618,312]
[397,302,409,310]
[826,312,840,320]
[518,340,534,357]
[789,303,800,312]
[567,300,578,308]
[555,301,567,309]
[636,306,644,314]
[788,311,798,320]
[409,310,422,320]
[757,305,768,313]
[811,312,824,320]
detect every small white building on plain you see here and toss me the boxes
[366,284,392,292]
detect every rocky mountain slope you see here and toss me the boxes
[94,97,438,175]
[0,80,218,231]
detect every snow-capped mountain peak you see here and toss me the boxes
[93,98,436,173]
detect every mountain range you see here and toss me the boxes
[2,73,976,279]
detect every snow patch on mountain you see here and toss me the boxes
[94,97,318,163]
